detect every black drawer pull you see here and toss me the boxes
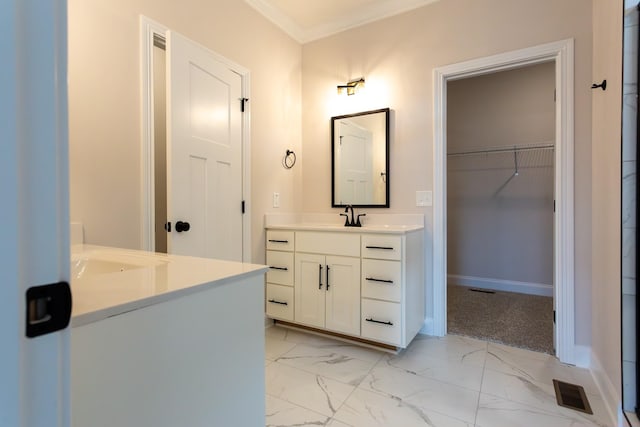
[269,266,289,271]
[365,318,394,326]
[365,277,394,284]
[268,299,288,306]
[365,246,394,250]
[268,239,289,243]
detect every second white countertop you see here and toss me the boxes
[71,245,268,327]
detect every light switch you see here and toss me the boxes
[273,192,280,208]
[416,190,432,207]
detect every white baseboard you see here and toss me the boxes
[574,345,591,369]
[448,274,553,297]
[420,317,435,336]
[590,348,622,427]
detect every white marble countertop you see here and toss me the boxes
[264,213,424,234]
[265,223,423,233]
[70,245,267,327]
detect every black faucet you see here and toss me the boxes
[341,205,366,227]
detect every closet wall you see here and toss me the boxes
[447,62,555,295]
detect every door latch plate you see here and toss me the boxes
[26,282,72,338]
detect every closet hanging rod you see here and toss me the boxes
[447,142,555,158]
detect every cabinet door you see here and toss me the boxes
[325,256,361,336]
[294,253,326,328]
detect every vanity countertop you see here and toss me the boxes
[264,213,424,234]
[266,223,423,234]
[70,244,267,327]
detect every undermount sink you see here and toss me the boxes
[271,223,417,232]
[71,248,169,281]
[71,258,143,279]
[264,213,425,234]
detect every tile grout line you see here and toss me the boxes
[326,350,386,424]
[265,341,339,425]
[473,342,489,427]
[266,393,334,425]
[267,331,386,424]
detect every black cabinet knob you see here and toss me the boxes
[175,221,190,233]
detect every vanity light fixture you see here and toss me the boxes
[337,77,365,96]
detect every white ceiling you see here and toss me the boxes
[244,0,440,44]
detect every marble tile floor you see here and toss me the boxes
[265,326,612,427]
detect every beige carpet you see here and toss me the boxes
[447,284,554,354]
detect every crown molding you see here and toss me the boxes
[245,0,440,44]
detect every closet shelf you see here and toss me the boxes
[447,142,554,158]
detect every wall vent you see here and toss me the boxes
[469,288,495,294]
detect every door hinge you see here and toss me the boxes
[553,200,556,212]
[553,310,556,324]
[242,200,246,214]
[240,97,249,112]
[164,222,171,232]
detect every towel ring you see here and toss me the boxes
[283,149,296,169]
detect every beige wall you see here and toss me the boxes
[68,0,302,263]
[447,63,555,287]
[70,2,624,376]
[301,0,593,344]
[591,0,623,402]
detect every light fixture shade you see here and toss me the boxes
[337,77,365,95]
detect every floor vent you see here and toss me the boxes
[553,379,593,414]
[469,288,495,294]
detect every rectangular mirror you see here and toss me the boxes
[332,108,390,207]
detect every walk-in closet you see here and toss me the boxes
[446,62,556,353]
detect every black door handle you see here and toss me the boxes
[175,221,190,232]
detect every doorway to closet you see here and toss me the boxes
[445,62,555,354]
[433,40,575,364]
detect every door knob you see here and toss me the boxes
[175,221,191,232]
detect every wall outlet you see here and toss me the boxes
[273,192,280,208]
[416,190,432,207]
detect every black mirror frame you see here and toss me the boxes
[331,108,390,208]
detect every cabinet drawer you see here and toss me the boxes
[266,284,294,321]
[296,232,360,257]
[361,299,401,345]
[361,234,402,260]
[266,230,295,251]
[362,259,401,302]
[266,251,294,286]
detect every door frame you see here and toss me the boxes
[140,16,252,262]
[432,39,575,364]
[1,0,71,425]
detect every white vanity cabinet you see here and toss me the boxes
[294,231,361,335]
[265,225,424,350]
[295,253,361,336]
[370,231,424,348]
[265,231,295,321]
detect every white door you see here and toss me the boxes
[0,0,71,425]
[294,253,326,328]
[325,256,361,335]
[339,121,373,205]
[166,31,243,261]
